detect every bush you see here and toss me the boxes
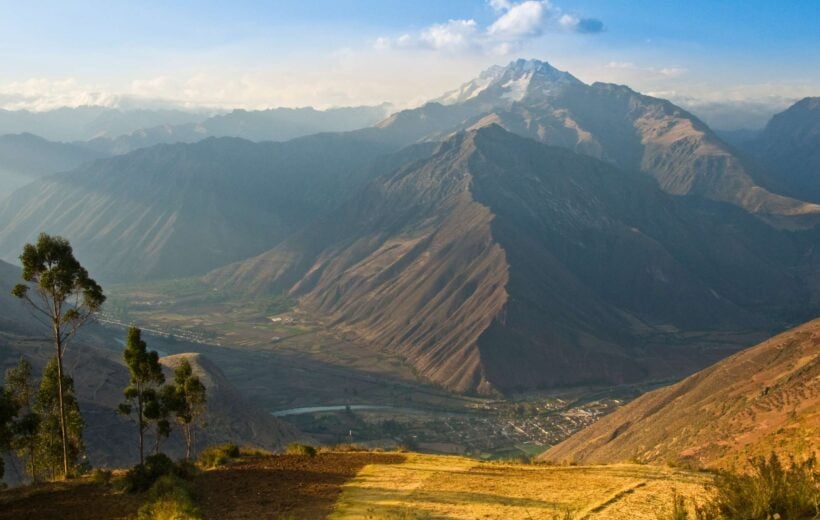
[137,474,200,520]
[91,468,113,486]
[697,453,819,519]
[198,443,241,469]
[125,453,191,492]
[286,443,317,457]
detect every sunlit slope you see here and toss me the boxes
[330,453,711,520]
[543,319,820,469]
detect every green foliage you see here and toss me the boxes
[33,357,85,480]
[125,453,176,492]
[136,474,200,520]
[120,327,167,464]
[286,443,317,458]
[198,443,241,468]
[697,453,819,519]
[170,359,207,459]
[0,385,21,481]
[11,233,104,478]
[5,358,41,481]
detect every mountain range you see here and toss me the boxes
[0,133,107,200]
[743,97,820,203]
[208,125,820,393]
[0,59,818,393]
[542,318,819,469]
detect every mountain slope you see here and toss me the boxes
[0,133,107,200]
[542,319,820,469]
[745,97,820,203]
[208,126,819,393]
[0,134,398,282]
[373,59,819,218]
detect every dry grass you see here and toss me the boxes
[329,454,712,519]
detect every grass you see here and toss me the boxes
[329,453,713,520]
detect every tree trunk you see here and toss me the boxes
[54,331,70,479]
[137,393,144,465]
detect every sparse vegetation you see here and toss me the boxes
[695,453,819,520]
[136,474,200,520]
[197,443,241,468]
[286,442,317,457]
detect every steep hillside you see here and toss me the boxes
[745,97,820,203]
[0,134,398,282]
[0,133,107,200]
[542,319,820,469]
[160,353,299,452]
[209,126,819,393]
[373,59,819,218]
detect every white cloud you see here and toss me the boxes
[420,19,479,51]
[488,1,548,38]
[660,67,688,78]
[374,0,602,57]
[605,61,636,69]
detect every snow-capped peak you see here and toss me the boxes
[432,59,582,106]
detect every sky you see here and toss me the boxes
[0,0,818,129]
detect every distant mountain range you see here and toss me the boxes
[0,133,108,200]
[0,134,402,281]
[542,318,819,469]
[0,106,206,142]
[80,104,393,155]
[743,97,820,203]
[0,59,818,393]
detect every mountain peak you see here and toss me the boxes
[433,58,581,106]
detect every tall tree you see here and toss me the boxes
[170,359,207,459]
[11,233,104,478]
[33,358,84,480]
[5,358,40,481]
[118,327,164,464]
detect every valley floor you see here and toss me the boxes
[0,451,712,519]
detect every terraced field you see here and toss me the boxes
[0,451,713,519]
[330,453,712,519]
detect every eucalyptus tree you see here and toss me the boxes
[11,233,104,478]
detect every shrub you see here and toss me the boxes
[91,468,113,486]
[697,453,819,519]
[198,443,241,469]
[286,443,317,457]
[125,453,184,492]
[137,474,200,520]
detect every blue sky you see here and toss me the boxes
[0,0,818,128]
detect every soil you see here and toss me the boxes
[0,480,142,520]
[195,452,406,519]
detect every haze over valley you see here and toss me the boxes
[0,2,817,518]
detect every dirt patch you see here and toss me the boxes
[0,481,142,520]
[195,452,406,519]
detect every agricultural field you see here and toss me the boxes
[330,453,714,519]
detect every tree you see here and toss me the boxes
[0,386,21,483]
[5,358,41,481]
[11,233,104,478]
[119,327,165,464]
[33,358,84,480]
[170,359,207,459]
